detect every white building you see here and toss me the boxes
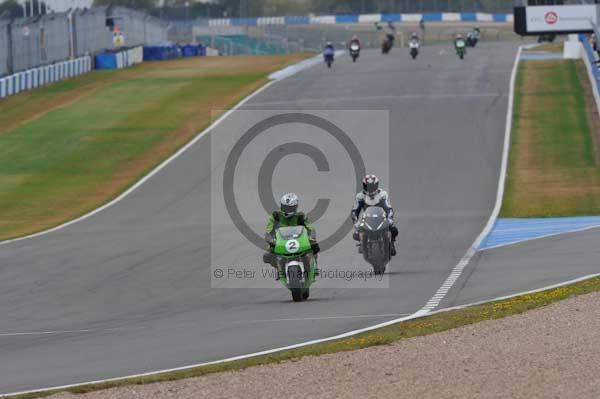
[14,0,94,16]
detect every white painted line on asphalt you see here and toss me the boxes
[413,45,523,313]
[268,50,344,80]
[231,313,412,324]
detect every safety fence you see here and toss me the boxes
[580,34,600,117]
[0,55,91,98]
[0,6,168,78]
[208,12,513,27]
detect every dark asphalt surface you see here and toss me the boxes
[0,43,517,394]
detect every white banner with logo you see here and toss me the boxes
[526,5,597,32]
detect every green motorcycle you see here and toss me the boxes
[455,39,466,59]
[267,226,318,302]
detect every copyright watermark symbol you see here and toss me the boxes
[210,110,390,289]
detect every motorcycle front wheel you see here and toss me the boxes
[287,265,304,302]
[373,263,386,275]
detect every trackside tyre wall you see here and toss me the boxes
[95,46,144,70]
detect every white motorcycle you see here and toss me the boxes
[409,40,419,60]
[349,43,360,63]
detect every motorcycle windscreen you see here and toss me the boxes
[277,226,305,240]
[361,206,388,230]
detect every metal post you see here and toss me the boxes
[6,19,14,74]
[68,10,75,59]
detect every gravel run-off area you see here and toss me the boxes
[46,290,600,399]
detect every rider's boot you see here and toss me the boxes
[390,241,397,256]
[263,252,280,279]
[353,232,363,254]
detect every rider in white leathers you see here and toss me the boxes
[351,174,398,256]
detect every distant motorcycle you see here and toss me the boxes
[409,40,419,59]
[323,47,335,68]
[357,206,392,275]
[466,33,477,47]
[381,34,394,54]
[466,29,480,47]
[455,38,466,60]
[349,42,360,62]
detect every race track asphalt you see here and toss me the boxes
[1,42,518,394]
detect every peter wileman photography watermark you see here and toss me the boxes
[210,110,390,289]
[212,266,387,283]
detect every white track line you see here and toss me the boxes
[418,45,522,312]
[0,48,524,397]
[231,313,412,324]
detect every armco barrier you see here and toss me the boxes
[0,56,91,99]
[210,12,513,26]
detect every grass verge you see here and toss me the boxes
[525,42,563,53]
[500,59,600,217]
[0,54,310,241]
[9,274,600,398]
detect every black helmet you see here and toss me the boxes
[362,174,379,196]
[280,193,299,218]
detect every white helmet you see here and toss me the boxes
[280,193,299,218]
